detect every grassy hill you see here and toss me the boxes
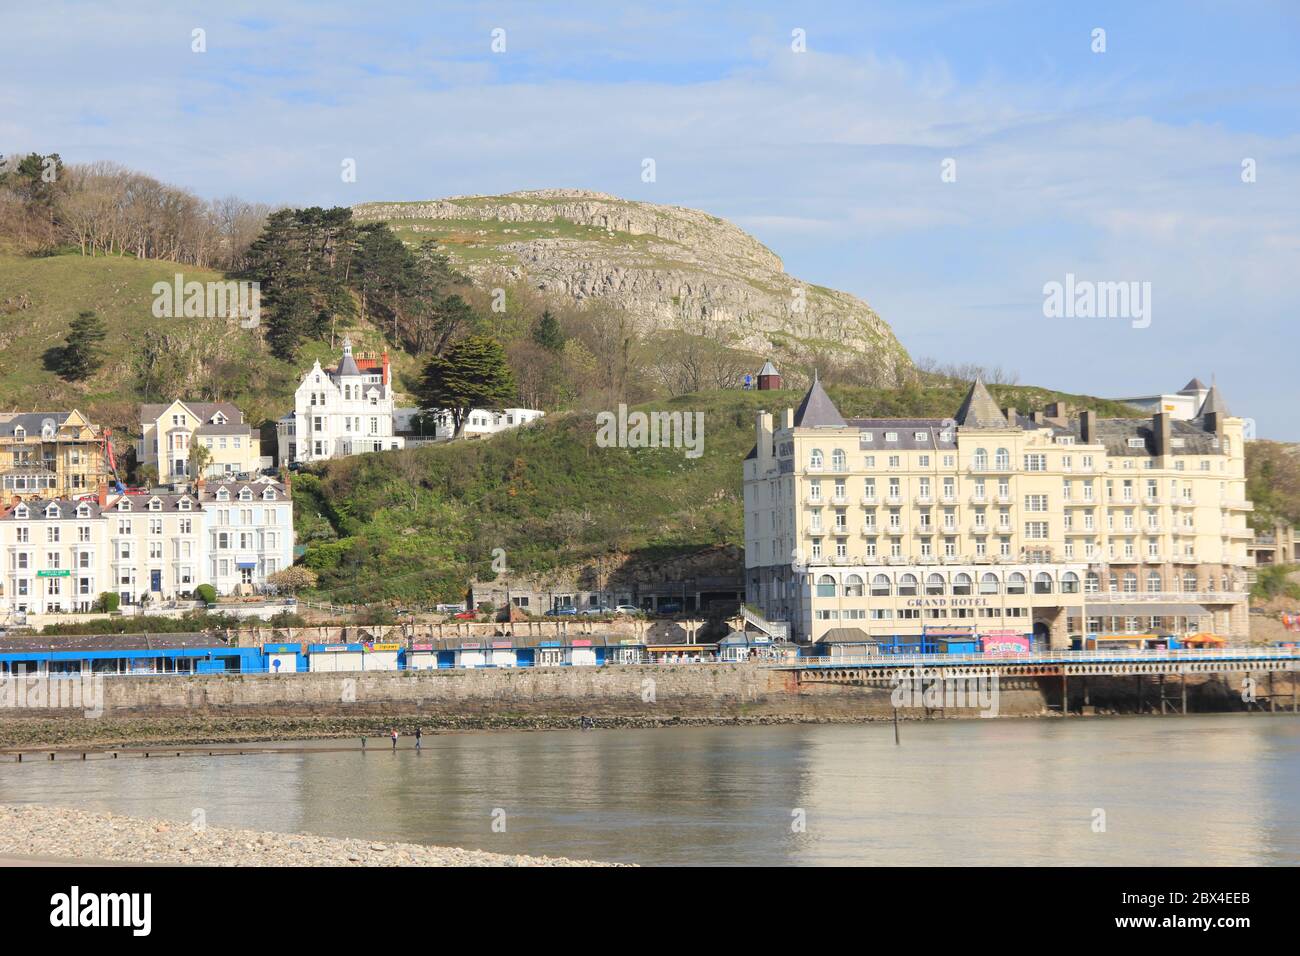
[0,250,422,435]
[294,383,1146,604]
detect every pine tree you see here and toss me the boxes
[417,334,516,436]
[58,310,107,381]
[532,309,564,351]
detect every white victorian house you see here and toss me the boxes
[276,337,405,464]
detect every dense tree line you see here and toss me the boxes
[240,205,472,360]
[0,152,269,269]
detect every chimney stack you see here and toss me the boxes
[756,411,774,472]
[1002,406,1018,426]
[1080,410,1096,445]
[1029,411,1043,425]
[1046,401,1069,422]
[1153,412,1172,458]
[96,483,108,507]
[783,408,795,430]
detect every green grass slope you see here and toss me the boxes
[0,251,420,432]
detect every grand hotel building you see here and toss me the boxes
[743,377,1253,648]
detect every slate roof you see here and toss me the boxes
[1197,384,1228,418]
[0,412,79,438]
[0,632,228,653]
[139,401,244,425]
[199,478,288,501]
[1180,377,1207,392]
[1,498,103,521]
[793,373,847,428]
[758,360,780,377]
[953,378,1008,428]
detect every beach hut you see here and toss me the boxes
[307,643,366,672]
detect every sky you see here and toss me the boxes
[2,1,1298,436]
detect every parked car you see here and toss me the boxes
[656,602,683,616]
[581,605,613,616]
[453,610,477,620]
[287,461,306,472]
[546,605,579,617]
[614,605,644,616]
[436,602,465,613]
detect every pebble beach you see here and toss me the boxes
[0,804,623,867]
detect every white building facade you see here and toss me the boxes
[1,478,294,615]
[277,338,404,464]
[395,406,544,442]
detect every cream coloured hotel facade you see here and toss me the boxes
[743,377,1253,648]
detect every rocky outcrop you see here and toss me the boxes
[354,189,911,381]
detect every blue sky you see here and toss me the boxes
[3,1,1298,436]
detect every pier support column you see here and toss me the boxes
[1137,673,1143,714]
[1061,673,1068,717]
[1270,672,1277,713]
[1181,672,1188,715]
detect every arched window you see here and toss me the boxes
[1108,573,1119,593]
[1034,572,1053,594]
[926,573,946,596]
[973,448,988,470]
[1061,572,1080,594]
[1123,571,1138,593]
[980,573,1000,595]
[844,574,864,597]
[870,574,891,597]
[1085,571,1100,593]
[809,449,824,470]
[898,573,918,596]
[952,573,973,596]
[816,574,836,597]
[1146,570,1162,593]
[1007,572,1027,595]
[1183,572,1197,592]
[995,448,1010,469]
[831,449,846,471]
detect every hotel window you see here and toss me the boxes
[914,432,927,442]
[979,573,999,594]
[973,448,988,470]
[1025,494,1048,512]
[944,538,956,558]
[897,574,918,596]
[919,538,932,557]
[816,575,836,597]
[859,432,874,447]
[810,540,821,559]
[999,537,1011,557]
[1024,454,1046,472]
[1146,570,1162,592]
[870,575,891,596]
[834,510,847,532]
[995,448,1010,469]
[926,574,945,595]
[1006,573,1027,595]
[1123,572,1138,593]
[953,573,972,595]
[864,539,876,558]
[810,509,822,532]
[885,432,898,443]
[1061,572,1080,594]
[973,479,986,500]
[835,539,847,559]
[974,538,987,557]
[942,508,956,530]
[888,455,900,469]
[46,526,60,543]
[943,455,955,468]
[864,456,875,468]
[809,481,822,502]
[863,511,876,531]
[890,538,902,558]
[809,449,823,470]
[942,478,955,498]
[834,480,846,500]
[831,449,846,471]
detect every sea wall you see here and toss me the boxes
[0,664,1053,720]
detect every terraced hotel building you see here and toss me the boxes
[743,377,1253,648]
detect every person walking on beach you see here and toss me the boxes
[390,727,399,750]
[414,727,422,751]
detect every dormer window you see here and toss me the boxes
[45,504,60,519]
[262,489,277,500]
[13,427,24,441]
[178,498,191,510]
[217,488,230,501]
[14,505,28,519]
[239,489,253,501]
[76,504,90,517]
[117,500,132,511]
[211,411,227,424]
[148,498,162,511]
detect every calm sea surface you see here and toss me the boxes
[3,717,1298,865]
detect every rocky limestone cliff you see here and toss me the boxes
[354,189,910,381]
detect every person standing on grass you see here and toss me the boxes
[391,727,399,751]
